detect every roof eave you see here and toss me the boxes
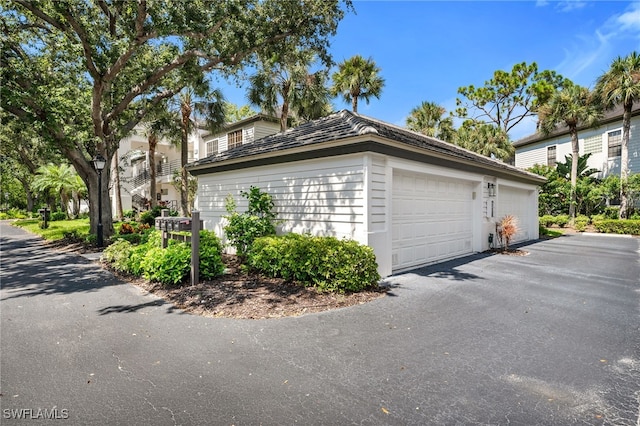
[187,134,546,185]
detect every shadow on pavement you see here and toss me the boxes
[0,234,123,301]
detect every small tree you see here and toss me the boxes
[224,186,279,257]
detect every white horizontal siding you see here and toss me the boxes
[196,155,366,246]
[369,155,387,233]
[254,122,280,140]
[515,114,640,177]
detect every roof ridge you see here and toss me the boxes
[340,110,379,135]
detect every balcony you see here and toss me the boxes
[132,159,182,190]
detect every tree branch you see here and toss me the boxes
[13,0,69,32]
[58,9,101,79]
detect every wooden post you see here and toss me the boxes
[161,209,169,248]
[190,210,199,286]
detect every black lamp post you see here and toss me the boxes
[92,154,107,247]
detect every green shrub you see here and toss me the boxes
[554,214,570,228]
[102,239,135,272]
[574,215,589,232]
[198,230,225,280]
[590,214,606,222]
[101,229,224,285]
[50,210,67,221]
[141,242,191,286]
[139,205,178,226]
[539,215,555,228]
[604,206,620,219]
[247,233,380,293]
[114,232,143,245]
[139,210,157,227]
[591,219,640,235]
[224,187,278,256]
[0,208,28,220]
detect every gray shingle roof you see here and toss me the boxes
[513,102,640,147]
[188,110,544,183]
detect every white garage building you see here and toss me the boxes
[187,110,544,277]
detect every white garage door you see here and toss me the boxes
[392,170,474,272]
[497,185,531,243]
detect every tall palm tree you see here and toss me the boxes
[141,106,178,209]
[595,51,640,218]
[406,101,455,142]
[248,49,330,131]
[537,83,601,219]
[330,55,385,113]
[175,88,225,216]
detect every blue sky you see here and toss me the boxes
[218,1,640,141]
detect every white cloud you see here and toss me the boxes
[616,3,640,32]
[557,1,588,13]
[553,2,640,86]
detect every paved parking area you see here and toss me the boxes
[1,222,639,425]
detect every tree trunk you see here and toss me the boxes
[180,104,191,217]
[280,101,289,132]
[280,83,290,132]
[149,133,158,209]
[569,128,579,219]
[352,96,358,113]
[619,102,631,219]
[113,154,124,220]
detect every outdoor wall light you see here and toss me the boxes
[487,182,496,197]
[92,154,106,247]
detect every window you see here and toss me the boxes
[547,146,557,167]
[227,130,243,150]
[583,134,602,154]
[205,139,218,157]
[608,130,622,158]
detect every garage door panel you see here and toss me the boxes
[497,186,531,243]
[392,171,474,272]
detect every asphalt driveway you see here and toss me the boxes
[1,221,638,425]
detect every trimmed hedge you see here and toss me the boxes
[574,215,589,232]
[591,220,640,235]
[539,215,555,228]
[247,233,380,293]
[102,230,225,286]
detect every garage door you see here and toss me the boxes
[392,170,474,272]
[497,185,531,243]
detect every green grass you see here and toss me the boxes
[539,227,563,238]
[13,218,91,241]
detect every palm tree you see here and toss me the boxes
[537,83,601,219]
[454,121,514,161]
[141,106,178,209]
[175,88,225,216]
[330,55,385,113]
[248,49,330,131]
[595,51,640,219]
[406,101,455,142]
[32,163,84,217]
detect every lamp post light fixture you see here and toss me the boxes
[92,154,107,247]
[487,182,496,197]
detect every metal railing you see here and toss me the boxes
[131,159,182,189]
